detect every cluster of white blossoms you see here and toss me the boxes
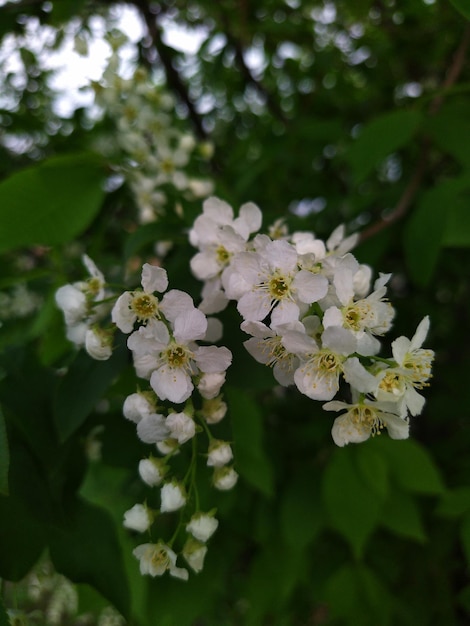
[55,195,434,580]
[55,255,115,360]
[92,39,214,224]
[189,196,435,447]
[113,263,235,579]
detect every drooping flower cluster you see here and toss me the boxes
[55,255,115,360]
[189,196,434,447]
[92,38,214,224]
[113,263,235,579]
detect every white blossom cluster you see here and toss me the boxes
[55,254,115,360]
[0,283,42,325]
[189,196,435,447]
[92,41,214,224]
[114,263,235,580]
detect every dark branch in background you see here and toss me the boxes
[130,0,208,141]
[359,25,470,243]
[218,12,288,126]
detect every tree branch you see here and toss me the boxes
[359,25,470,243]
[130,0,208,140]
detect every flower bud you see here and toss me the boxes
[123,503,153,533]
[212,466,238,491]
[207,440,233,467]
[186,512,219,542]
[160,481,186,513]
[138,457,168,486]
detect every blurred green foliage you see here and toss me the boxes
[0,0,469,624]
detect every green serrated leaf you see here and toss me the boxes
[322,447,384,558]
[0,406,9,496]
[0,152,106,253]
[226,386,274,497]
[48,498,130,618]
[53,338,129,442]
[436,486,470,518]
[374,437,445,495]
[380,488,427,543]
[347,110,422,183]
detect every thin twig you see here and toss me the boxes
[359,25,470,243]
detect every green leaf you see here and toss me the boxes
[426,103,470,169]
[380,488,427,543]
[347,110,422,183]
[226,387,275,497]
[0,595,9,626]
[442,177,470,247]
[0,152,106,253]
[436,487,470,518]
[0,492,47,580]
[322,446,384,557]
[0,406,9,496]
[53,338,129,442]
[460,512,470,568]
[403,183,447,286]
[324,563,393,625]
[356,439,389,498]
[450,0,470,20]
[48,498,130,618]
[280,476,325,551]
[374,437,445,495]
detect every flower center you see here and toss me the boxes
[165,343,190,368]
[315,350,342,373]
[161,158,175,174]
[151,547,170,571]
[131,293,159,321]
[379,370,404,395]
[216,245,231,265]
[350,405,384,436]
[268,274,291,300]
[402,349,434,388]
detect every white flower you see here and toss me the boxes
[133,542,188,580]
[375,316,434,416]
[186,512,219,542]
[323,399,409,446]
[85,327,113,360]
[200,396,228,424]
[197,372,226,399]
[207,440,233,467]
[224,239,328,325]
[160,482,186,512]
[282,325,357,401]
[166,412,196,444]
[55,284,87,326]
[136,413,169,444]
[127,307,231,405]
[123,504,153,533]
[241,320,302,386]
[138,457,168,486]
[182,539,207,573]
[112,264,168,333]
[213,466,238,491]
[123,392,156,423]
